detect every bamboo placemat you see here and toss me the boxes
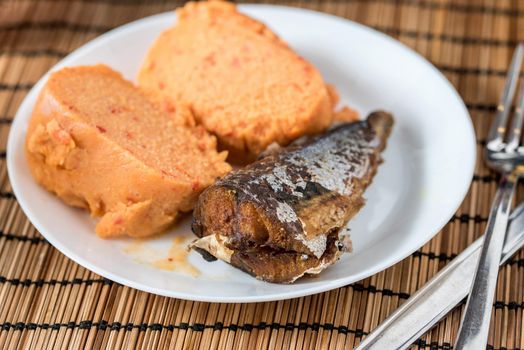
[0,0,523,349]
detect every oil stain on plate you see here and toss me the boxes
[123,236,200,277]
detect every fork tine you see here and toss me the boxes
[507,88,524,152]
[487,43,524,150]
[506,51,524,152]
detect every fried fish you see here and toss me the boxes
[191,111,394,283]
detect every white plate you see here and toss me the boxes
[7,5,476,303]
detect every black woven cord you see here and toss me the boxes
[0,231,47,244]
[472,175,499,183]
[0,83,34,92]
[0,19,521,49]
[0,49,67,58]
[0,276,113,287]
[16,0,186,6]
[0,273,406,299]
[413,337,522,350]
[0,320,369,335]
[0,319,521,350]
[11,0,524,17]
[374,26,522,47]
[466,103,499,112]
[449,214,488,223]
[346,283,410,299]
[411,251,524,266]
[411,251,458,262]
[413,339,454,350]
[405,246,524,267]
[438,65,524,78]
[379,0,523,17]
[0,21,111,33]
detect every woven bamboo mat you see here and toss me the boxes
[0,0,523,349]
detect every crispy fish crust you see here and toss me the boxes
[191,111,394,283]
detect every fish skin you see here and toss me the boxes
[191,111,394,283]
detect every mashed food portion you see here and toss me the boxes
[26,65,231,238]
[138,0,357,161]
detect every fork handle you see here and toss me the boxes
[454,173,518,349]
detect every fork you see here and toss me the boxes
[454,43,524,349]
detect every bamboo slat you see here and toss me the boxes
[0,0,522,349]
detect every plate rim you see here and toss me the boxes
[7,4,476,303]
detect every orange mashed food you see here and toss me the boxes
[25,65,231,238]
[138,0,357,161]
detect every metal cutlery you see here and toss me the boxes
[356,43,524,350]
[355,201,524,350]
[454,43,524,349]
